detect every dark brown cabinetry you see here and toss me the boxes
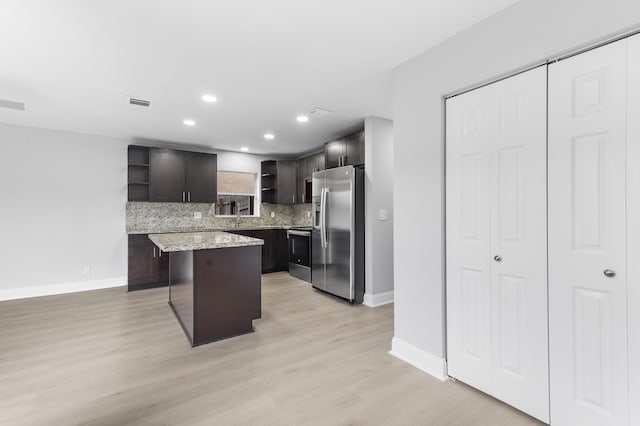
[314,151,326,172]
[296,151,324,203]
[232,229,288,273]
[184,152,218,203]
[128,146,151,201]
[325,139,344,169]
[149,148,217,203]
[128,234,169,291]
[149,148,186,202]
[260,161,277,204]
[324,129,364,169]
[276,160,297,204]
[128,145,217,203]
[260,160,297,205]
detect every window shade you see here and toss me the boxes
[217,171,255,195]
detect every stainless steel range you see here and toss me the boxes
[287,227,311,282]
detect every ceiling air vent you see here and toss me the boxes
[128,96,152,107]
[0,99,25,111]
[306,107,332,119]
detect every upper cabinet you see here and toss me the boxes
[325,138,344,169]
[128,145,217,203]
[128,145,151,202]
[184,151,217,203]
[149,148,186,202]
[296,151,325,203]
[260,160,297,204]
[324,129,364,168]
[276,160,297,204]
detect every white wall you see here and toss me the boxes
[0,123,128,298]
[392,0,640,367]
[364,116,394,307]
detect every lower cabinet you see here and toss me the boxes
[127,234,169,291]
[232,229,288,273]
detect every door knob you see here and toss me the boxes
[603,269,616,278]
[493,255,502,262]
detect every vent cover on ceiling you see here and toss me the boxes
[0,99,25,111]
[306,107,332,119]
[128,96,152,107]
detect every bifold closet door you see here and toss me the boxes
[446,66,548,422]
[548,39,629,426]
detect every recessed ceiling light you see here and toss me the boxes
[264,133,275,140]
[296,115,309,123]
[202,94,217,103]
[183,119,196,126]
[240,147,249,152]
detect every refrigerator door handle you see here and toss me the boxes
[319,188,326,248]
[322,187,329,247]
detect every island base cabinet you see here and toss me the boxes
[169,245,262,347]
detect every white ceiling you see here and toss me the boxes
[0,0,519,156]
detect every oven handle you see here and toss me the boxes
[287,230,311,237]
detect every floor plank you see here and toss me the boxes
[0,272,542,425]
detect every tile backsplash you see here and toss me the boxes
[126,202,313,234]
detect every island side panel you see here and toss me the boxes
[193,245,261,345]
[169,250,194,344]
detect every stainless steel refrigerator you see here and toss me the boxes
[312,165,365,303]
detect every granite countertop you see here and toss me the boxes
[148,231,264,252]
[129,225,310,235]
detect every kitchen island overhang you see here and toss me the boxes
[148,232,264,346]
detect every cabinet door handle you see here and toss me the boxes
[159,249,162,258]
[182,191,185,202]
[188,192,191,202]
[153,247,156,258]
[293,194,295,203]
[603,269,616,278]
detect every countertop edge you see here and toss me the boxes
[148,231,265,252]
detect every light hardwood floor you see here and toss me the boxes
[0,273,542,425]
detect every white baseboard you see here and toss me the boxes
[0,277,127,301]
[390,336,448,382]
[363,290,394,307]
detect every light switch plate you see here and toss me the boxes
[271,211,275,218]
[378,209,388,221]
[307,211,311,218]
[194,212,202,220]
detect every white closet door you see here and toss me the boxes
[489,67,548,422]
[627,33,640,426]
[446,83,493,394]
[446,66,548,422]
[548,39,629,426]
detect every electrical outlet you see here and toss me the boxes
[270,211,275,218]
[194,212,202,220]
[378,209,388,221]
[82,266,91,276]
[307,211,311,218]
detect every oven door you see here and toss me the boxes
[288,230,310,267]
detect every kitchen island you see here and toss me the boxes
[148,231,264,346]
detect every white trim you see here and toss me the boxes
[0,277,127,301]
[390,337,448,382]
[363,290,394,307]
